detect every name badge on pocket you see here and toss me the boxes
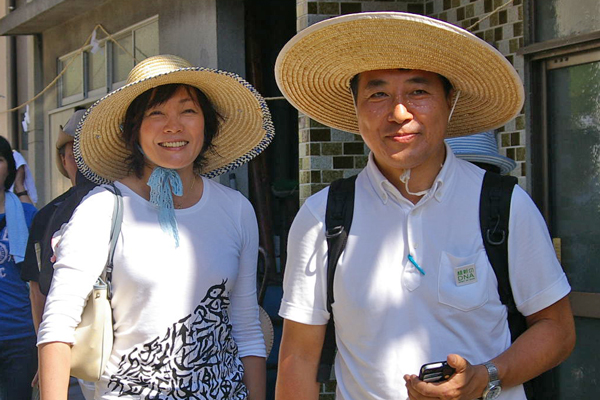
[454,264,477,286]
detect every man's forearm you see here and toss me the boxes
[492,296,575,388]
[29,281,46,332]
[276,353,322,400]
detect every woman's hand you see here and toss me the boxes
[14,165,33,204]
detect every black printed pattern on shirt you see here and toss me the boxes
[108,281,248,399]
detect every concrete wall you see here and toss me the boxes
[16,0,248,204]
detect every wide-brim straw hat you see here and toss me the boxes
[56,109,87,178]
[446,131,517,175]
[275,12,524,137]
[75,55,274,184]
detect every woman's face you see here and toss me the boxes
[139,86,205,172]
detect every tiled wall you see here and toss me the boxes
[427,0,526,186]
[295,0,525,207]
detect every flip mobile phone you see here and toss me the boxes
[418,361,456,383]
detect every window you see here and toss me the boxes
[58,17,159,106]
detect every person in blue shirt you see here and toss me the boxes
[0,135,37,400]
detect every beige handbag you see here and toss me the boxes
[70,185,122,381]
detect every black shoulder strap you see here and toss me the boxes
[479,171,518,316]
[480,172,557,400]
[317,175,357,383]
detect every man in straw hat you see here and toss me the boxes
[274,12,574,400]
[20,109,95,399]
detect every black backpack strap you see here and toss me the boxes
[480,172,557,399]
[479,171,518,318]
[317,175,357,383]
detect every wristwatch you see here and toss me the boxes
[481,361,501,399]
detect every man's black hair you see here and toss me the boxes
[349,70,454,103]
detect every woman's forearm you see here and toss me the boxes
[38,341,72,400]
[241,355,266,400]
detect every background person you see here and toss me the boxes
[20,109,95,399]
[37,55,274,399]
[0,135,37,400]
[445,131,517,175]
[273,12,574,400]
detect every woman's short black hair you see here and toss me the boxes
[122,83,223,178]
[0,136,17,191]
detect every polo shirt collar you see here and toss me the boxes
[365,143,458,205]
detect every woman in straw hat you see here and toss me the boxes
[37,55,274,399]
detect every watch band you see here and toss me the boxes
[483,361,499,382]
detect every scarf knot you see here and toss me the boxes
[147,167,183,247]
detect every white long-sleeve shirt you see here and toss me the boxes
[39,178,265,399]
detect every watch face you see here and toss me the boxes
[486,385,502,399]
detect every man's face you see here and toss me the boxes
[61,141,78,185]
[354,69,452,181]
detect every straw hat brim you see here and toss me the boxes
[75,67,274,184]
[275,12,524,137]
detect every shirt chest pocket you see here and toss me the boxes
[438,250,490,312]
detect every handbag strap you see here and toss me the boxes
[102,183,123,299]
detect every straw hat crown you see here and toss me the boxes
[275,12,524,138]
[75,54,274,184]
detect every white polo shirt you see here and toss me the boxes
[280,146,570,400]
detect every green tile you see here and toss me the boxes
[509,38,519,53]
[494,0,503,8]
[490,12,499,26]
[466,4,475,18]
[452,0,460,8]
[333,156,353,169]
[484,0,492,13]
[311,184,328,195]
[457,7,465,21]
[439,11,448,21]
[484,29,494,43]
[514,0,522,5]
[516,115,525,130]
[311,170,322,183]
[341,2,361,14]
[518,5,523,20]
[309,143,321,155]
[300,130,310,143]
[322,170,344,183]
[443,0,452,10]
[300,170,310,184]
[506,148,515,160]
[506,54,514,65]
[310,129,331,142]
[516,147,526,161]
[310,118,327,128]
[497,125,505,132]
[407,4,424,14]
[499,9,508,24]
[343,142,365,155]
[426,1,434,15]
[319,2,339,15]
[300,184,311,199]
[308,1,318,14]
[322,142,343,155]
[354,156,368,169]
[511,132,520,146]
[513,22,523,37]
[521,163,526,176]
[501,133,510,147]
[495,27,503,41]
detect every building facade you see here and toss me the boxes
[1,1,598,399]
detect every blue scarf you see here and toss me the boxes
[147,167,183,247]
[4,191,29,263]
